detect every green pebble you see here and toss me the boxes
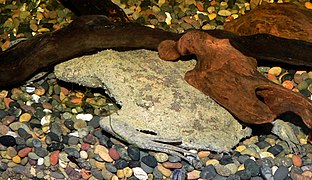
[298,81,309,90]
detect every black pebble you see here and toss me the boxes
[87,116,100,128]
[128,145,140,161]
[114,159,128,169]
[62,135,69,144]
[200,164,217,179]
[244,159,260,177]
[64,148,80,158]
[256,141,271,149]
[105,163,117,173]
[141,155,157,168]
[267,144,283,156]
[47,142,64,152]
[237,170,252,180]
[34,147,49,157]
[219,154,234,165]
[47,132,60,142]
[17,128,31,139]
[274,166,289,180]
[64,119,75,130]
[0,110,7,119]
[128,160,140,168]
[0,135,16,147]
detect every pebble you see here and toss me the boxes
[292,154,302,167]
[19,112,32,122]
[50,150,60,166]
[274,165,289,180]
[0,135,16,147]
[244,159,260,177]
[7,146,17,157]
[218,10,231,16]
[133,167,148,180]
[154,152,169,162]
[187,170,201,179]
[141,155,158,168]
[76,113,93,121]
[94,144,113,162]
[162,161,182,169]
[200,164,217,179]
[157,164,172,177]
[109,147,120,160]
[18,147,32,158]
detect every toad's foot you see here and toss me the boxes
[99,117,196,161]
[272,119,303,153]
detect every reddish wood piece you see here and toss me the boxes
[158,31,312,128]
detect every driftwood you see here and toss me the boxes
[158,31,312,129]
[1,15,312,88]
[224,3,312,42]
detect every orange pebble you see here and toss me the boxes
[70,98,83,104]
[210,0,216,5]
[80,169,92,180]
[196,2,204,11]
[267,73,276,80]
[2,40,10,50]
[50,150,60,166]
[282,80,294,89]
[3,98,13,108]
[292,154,302,167]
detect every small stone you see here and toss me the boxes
[273,166,288,180]
[114,159,128,169]
[7,146,17,157]
[19,113,32,122]
[218,10,231,16]
[267,144,283,156]
[141,155,158,168]
[76,113,93,121]
[214,164,232,177]
[74,119,87,129]
[128,145,140,161]
[28,152,40,160]
[140,161,154,174]
[80,150,88,159]
[106,163,117,173]
[154,152,169,162]
[241,147,260,158]
[200,164,217,179]
[123,167,133,177]
[34,147,49,157]
[162,162,182,169]
[68,136,79,145]
[117,169,125,178]
[2,115,16,126]
[12,155,21,163]
[83,134,97,144]
[208,13,217,20]
[305,1,312,9]
[157,164,172,177]
[50,150,60,166]
[188,170,201,179]
[206,159,220,166]
[0,135,16,147]
[37,157,44,166]
[133,167,148,179]
[94,144,113,162]
[109,147,120,160]
[292,154,302,167]
[9,122,30,132]
[18,147,32,158]
[268,67,282,76]
[0,125,10,135]
[244,159,260,177]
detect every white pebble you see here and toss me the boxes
[165,12,172,25]
[76,113,93,121]
[59,159,68,168]
[80,150,88,159]
[133,167,148,180]
[37,158,44,166]
[26,87,35,93]
[272,165,278,175]
[43,109,52,114]
[32,94,40,103]
[6,131,18,137]
[69,131,79,137]
[41,114,51,125]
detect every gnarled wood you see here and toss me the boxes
[158,31,312,128]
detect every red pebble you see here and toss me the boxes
[50,150,60,166]
[81,143,90,151]
[108,147,120,160]
[18,147,32,158]
[162,162,182,169]
[292,154,303,167]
